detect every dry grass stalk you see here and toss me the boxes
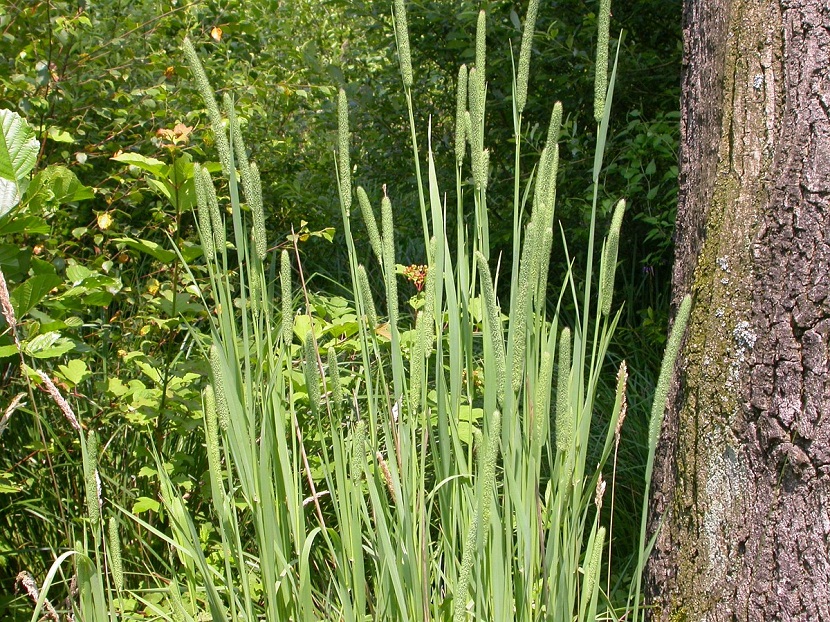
[36,370,82,432]
[16,571,60,621]
[0,392,26,436]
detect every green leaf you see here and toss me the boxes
[24,331,75,358]
[146,178,172,200]
[0,214,49,235]
[113,237,176,263]
[0,344,19,358]
[66,264,93,283]
[10,273,62,317]
[25,166,94,210]
[0,109,40,216]
[0,109,39,182]
[132,497,160,514]
[57,359,91,385]
[111,152,167,177]
[47,126,74,143]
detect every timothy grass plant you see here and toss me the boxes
[152,2,691,620]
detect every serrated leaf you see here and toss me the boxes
[10,273,62,317]
[0,109,39,182]
[0,178,20,216]
[25,166,93,210]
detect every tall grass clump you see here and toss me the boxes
[142,3,690,620]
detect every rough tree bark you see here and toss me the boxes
[646,0,830,620]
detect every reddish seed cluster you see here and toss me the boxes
[403,264,428,292]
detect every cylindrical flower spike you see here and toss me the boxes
[394,0,413,88]
[356,187,383,266]
[600,198,625,317]
[555,327,572,455]
[281,250,293,346]
[455,65,468,167]
[594,0,612,124]
[337,89,352,215]
[516,0,539,114]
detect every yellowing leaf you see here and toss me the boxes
[97,212,113,230]
[210,26,223,42]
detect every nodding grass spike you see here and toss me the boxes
[649,295,692,451]
[584,526,606,605]
[197,166,224,254]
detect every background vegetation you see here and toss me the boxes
[0,0,681,618]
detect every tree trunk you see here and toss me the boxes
[646,0,830,619]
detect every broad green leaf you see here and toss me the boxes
[46,126,74,143]
[111,152,167,177]
[113,237,176,263]
[0,344,19,358]
[0,214,49,235]
[25,166,93,210]
[132,497,161,514]
[66,264,93,283]
[146,178,172,200]
[0,109,39,182]
[0,110,39,216]
[57,359,91,385]
[24,331,75,358]
[10,273,62,317]
[0,179,20,216]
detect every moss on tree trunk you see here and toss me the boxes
[647,0,830,619]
